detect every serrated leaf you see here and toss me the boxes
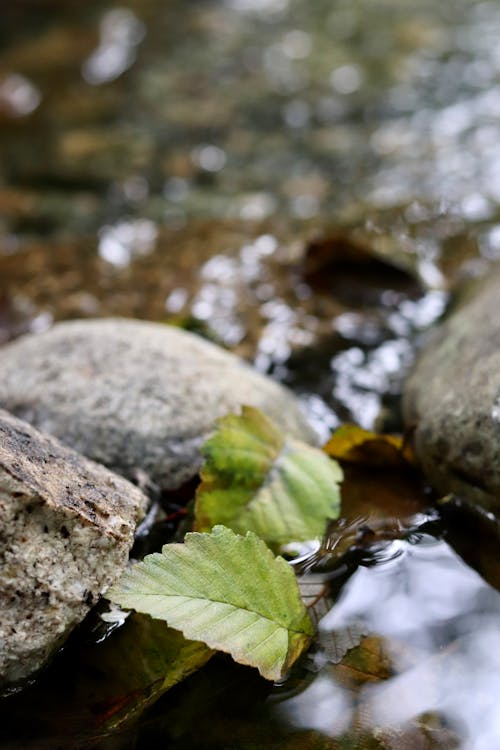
[194,406,343,546]
[316,623,369,668]
[108,525,314,682]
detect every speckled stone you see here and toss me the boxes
[0,409,148,689]
[0,319,317,491]
[403,268,500,512]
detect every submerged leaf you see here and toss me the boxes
[333,634,393,688]
[0,613,211,744]
[108,525,314,681]
[317,623,369,667]
[194,406,343,546]
[75,613,212,729]
[297,578,368,670]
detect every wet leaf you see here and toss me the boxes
[332,635,393,688]
[316,425,430,567]
[0,611,212,744]
[194,406,343,547]
[297,577,369,670]
[108,525,314,681]
[316,624,370,668]
[298,578,332,622]
[324,424,413,469]
[75,613,212,728]
[373,718,461,750]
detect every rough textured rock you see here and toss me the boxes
[0,409,148,689]
[0,319,317,491]
[403,269,500,512]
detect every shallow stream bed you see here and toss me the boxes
[2,1,500,748]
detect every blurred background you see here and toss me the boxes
[5,0,499,437]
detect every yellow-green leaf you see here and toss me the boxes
[108,525,314,682]
[194,406,343,547]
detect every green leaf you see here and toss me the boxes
[108,525,314,681]
[194,406,343,547]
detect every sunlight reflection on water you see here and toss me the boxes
[82,8,145,85]
[279,538,500,749]
[0,73,41,116]
[98,218,158,266]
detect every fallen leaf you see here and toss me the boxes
[316,425,430,566]
[324,424,414,468]
[0,611,211,744]
[332,635,393,688]
[108,525,315,681]
[78,613,212,728]
[195,406,343,547]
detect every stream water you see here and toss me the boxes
[2,1,500,748]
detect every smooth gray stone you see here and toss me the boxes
[403,269,500,512]
[0,409,148,689]
[0,319,316,491]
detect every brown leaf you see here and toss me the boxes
[324,424,414,469]
[316,426,430,565]
[332,635,393,688]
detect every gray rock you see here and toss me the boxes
[0,319,316,491]
[0,408,148,689]
[403,268,500,512]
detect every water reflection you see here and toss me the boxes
[330,339,414,429]
[191,144,227,173]
[189,234,285,348]
[366,631,500,749]
[281,30,312,61]
[330,64,363,95]
[275,673,353,737]
[0,73,41,117]
[98,218,158,267]
[228,0,289,18]
[235,192,277,220]
[165,287,188,314]
[322,540,489,642]
[282,99,311,129]
[269,538,500,747]
[82,8,145,85]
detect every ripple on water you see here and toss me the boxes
[273,537,500,747]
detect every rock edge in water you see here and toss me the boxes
[403,269,500,513]
[0,409,148,689]
[0,318,317,490]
